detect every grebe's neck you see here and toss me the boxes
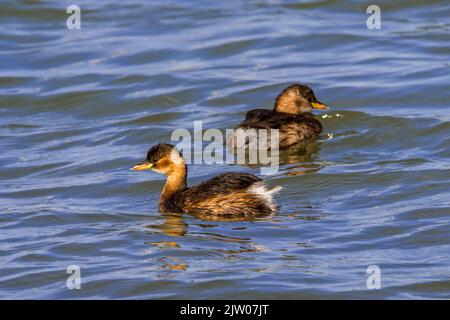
[159,164,187,212]
[274,93,311,114]
[274,95,297,114]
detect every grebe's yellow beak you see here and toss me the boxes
[131,161,153,171]
[311,101,329,110]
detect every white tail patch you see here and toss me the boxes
[249,182,282,211]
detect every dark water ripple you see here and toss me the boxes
[0,0,449,299]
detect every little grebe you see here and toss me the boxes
[131,143,281,217]
[229,84,329,150]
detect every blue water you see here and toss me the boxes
[0,0,449,299]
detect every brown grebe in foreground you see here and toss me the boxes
[229,84,329,150]
[131,143,282,217]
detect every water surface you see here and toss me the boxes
[1,0,449,299]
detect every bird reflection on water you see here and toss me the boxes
[228,138,328,177]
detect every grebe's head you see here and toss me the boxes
[274,84,328,114]
[131,143,185,175]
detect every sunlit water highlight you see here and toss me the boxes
[0,0,449,299]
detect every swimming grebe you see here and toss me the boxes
[229,84,329,150]
[131,143,282,217]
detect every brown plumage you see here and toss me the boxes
[228,84,329,150]
[131,144,282,217]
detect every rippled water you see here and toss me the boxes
[1,0,449,299]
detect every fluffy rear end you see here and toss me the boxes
[248,181,282,212]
